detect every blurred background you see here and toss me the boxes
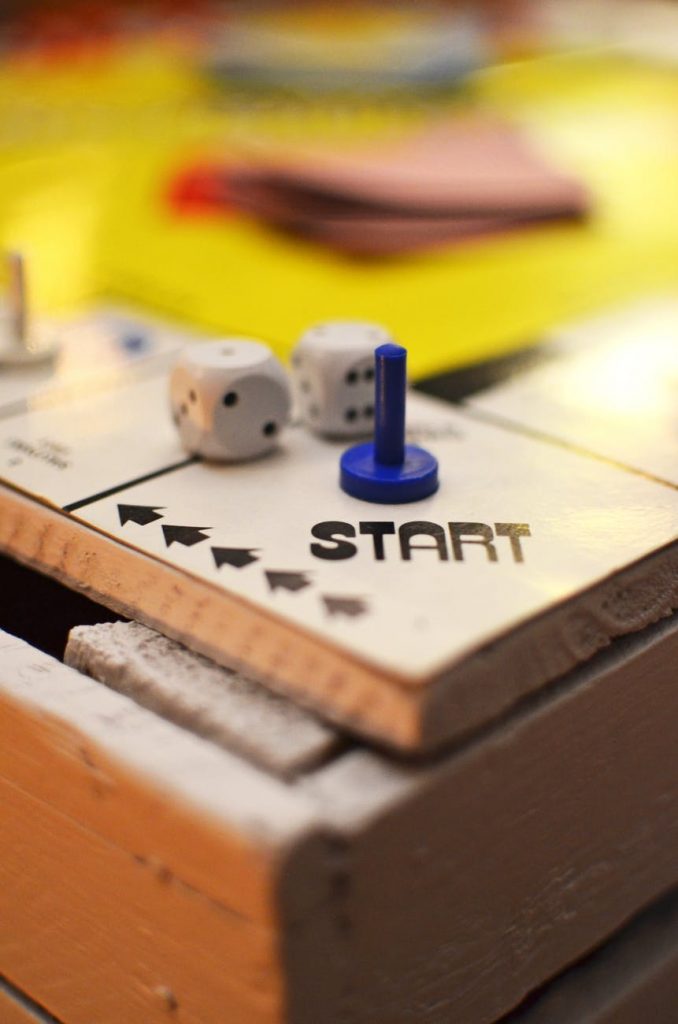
[1,0,678,377]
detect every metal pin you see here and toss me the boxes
[0,251,56,365]
[7,251,27,352]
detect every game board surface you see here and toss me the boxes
[0,297,676,750]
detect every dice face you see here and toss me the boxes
[170,339,291,461]
[291,320,392,437]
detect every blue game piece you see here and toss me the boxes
[119,332,149,354]
[340,343,439,504]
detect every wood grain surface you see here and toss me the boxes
[0,484,421,749]
[0,631,337,1024]
[302,614,678,1023]
[3,615,678,1023]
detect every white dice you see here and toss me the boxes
[290,320,392,437]
[170,339,291,461]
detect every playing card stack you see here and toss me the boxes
[171,116,590,256]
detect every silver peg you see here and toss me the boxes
[0,251,57,366]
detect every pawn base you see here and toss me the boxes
[340,442,439,504]
[0,334,57,367]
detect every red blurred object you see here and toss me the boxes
[166,114,589,257]
[0,0,221,64]
[168,163,236,217]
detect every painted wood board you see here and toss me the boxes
[300,612,678,1023]
[0,298,676,752]
[3,612,678,1023]
[0,305,199,417]
[510,888,678,1024]
[467,296,678,487]
[64,620,343,778]
[3,779,284,1024]
[0,630,340,1024]
[0,631,326,920]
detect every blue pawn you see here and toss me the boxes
[340,343,439,504]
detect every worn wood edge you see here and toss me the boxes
[1,779,286,1024]
[0,979,62,1024]
[300,615,678,1023]
[508,887,678,1023]
[2,483,676,753]
[64,621,343,779]
[0,630,331,925]
[303,610,678,829]
[0,483,424,749]
[423,540,678,750]
[3,628,678,1022]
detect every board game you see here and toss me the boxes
[1,296,676,751]
[3,10,678,1024]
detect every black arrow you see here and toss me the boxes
[162,524,211,548]
[212,547,259,570]
[118,504,165,527]
[265,570,312,594]
[322,595,368,618]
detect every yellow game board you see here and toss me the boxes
[0,43,677,378]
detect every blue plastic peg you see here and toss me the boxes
[340,343,439,504]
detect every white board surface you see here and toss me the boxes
[1,298,676,682]
[468,296,678,485]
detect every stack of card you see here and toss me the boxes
[171,116,590,256]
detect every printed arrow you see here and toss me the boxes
[265,570,312,594]
[162,524,211,548]
[322,596,369,619]
[118,504,165,527]
[212,547,260,570]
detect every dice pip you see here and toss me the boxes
[170,339,291,461]
[290,320,394,437]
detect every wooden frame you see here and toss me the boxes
[3,608,678,1022]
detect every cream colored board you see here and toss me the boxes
[5,479,677,751]
[0,484,433,749]
[468,295,678,486]
[2,297,678,748]
[2,371,677,680]
[0,306,199,418]
[0,373,184,508]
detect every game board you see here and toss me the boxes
[0,297,676,751]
